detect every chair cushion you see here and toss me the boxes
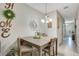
[20,46,32,52]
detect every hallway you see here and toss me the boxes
[58,36,79,56]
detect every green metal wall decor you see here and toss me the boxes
[3,9,15,20]
[0,3,15,38]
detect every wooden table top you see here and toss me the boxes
[20,36,54,47]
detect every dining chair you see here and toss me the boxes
[17,38,33,56]
[43,38,57,56]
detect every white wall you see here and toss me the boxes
[57,11,63,45]
[76,8,79,53]
[0,3,44,55]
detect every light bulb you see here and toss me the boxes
[46,20,49,23]
[41,19,45,23]
[49,18,52,22]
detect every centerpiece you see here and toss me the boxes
[33,32,42,39]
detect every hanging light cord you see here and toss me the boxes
[41,3,52,23]
[45,3,47,16]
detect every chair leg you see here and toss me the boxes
[49,52,50,56]
[43,51,47,56]
[53,47,54,56]
[30,52,32,56]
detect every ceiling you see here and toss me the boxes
[26,3,79,18]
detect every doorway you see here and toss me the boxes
[63,17,76,48]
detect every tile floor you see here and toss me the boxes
[58,35,79,56]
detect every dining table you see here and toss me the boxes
[19,36,57,56]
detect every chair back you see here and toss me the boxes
[50,39,54,47]
[50,38,57,47]
[17,38,26,55]
[17,38,21,56]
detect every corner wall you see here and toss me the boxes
[57,11,63,45]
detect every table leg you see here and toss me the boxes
[56,39,57,56]
[39,47,42,56]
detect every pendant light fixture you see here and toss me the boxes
[41,3,52,23]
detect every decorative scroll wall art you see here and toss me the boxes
[0,3,15,38]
